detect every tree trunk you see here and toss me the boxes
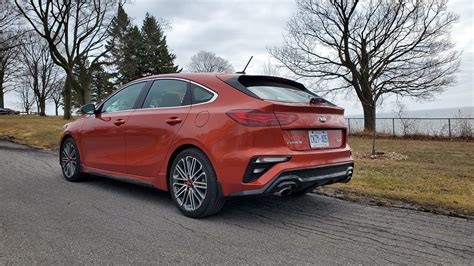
[55,103,59,116]
[362,102,376,132]
[0,70,4,109]
[84,84,91,105]
[39,97,46,116]
[63,75,72,120]
[0,87,4,109]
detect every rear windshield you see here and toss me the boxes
[247,85,316,103]
[223,75,332,105]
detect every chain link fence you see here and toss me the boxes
[346,118,473,138]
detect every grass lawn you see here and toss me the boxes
[320,137,474,217]
[1,115,473,216]
[0,115,74,149]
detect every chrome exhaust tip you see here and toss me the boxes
[273,182,296,196]
[344,167,354,183]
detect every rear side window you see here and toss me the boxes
[143,80,190,108]
[192,84,214,104]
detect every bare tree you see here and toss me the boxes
[270,0,460,132]
[187,51,234,73]
[0,44,15,108]
[394,101,416,135]
[0,0,19,50]
[16,85,35,114]
[49,78,63,116]
[15,0,117,119]
[0,0,21,108]
[262,59,281,76]
[17,33,62,116]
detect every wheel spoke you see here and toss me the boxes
[183,189,190,208]
[192,171,205,182]
[183,157,189,176]
[194,181,207,189]
[175,164,187,180]
[62,150,68,160]
[189,157,196,177]
[175,185,187,198]
[66,162,72,177]
[189,189,196,210]
[193,187,205,202]
[63,148,69,160]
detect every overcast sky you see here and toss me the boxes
[124,0,473,115]
[5,0,473,115]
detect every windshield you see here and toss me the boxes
[247,85,317,103]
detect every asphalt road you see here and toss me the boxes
[1,141,473,264]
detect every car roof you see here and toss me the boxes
[131,73,240,83]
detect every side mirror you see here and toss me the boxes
[80,103,96,114]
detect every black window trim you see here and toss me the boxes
[135,77,218,110]
[97,80,151,114]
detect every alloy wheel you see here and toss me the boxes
[61,142,77,178]
[172,156,208,211]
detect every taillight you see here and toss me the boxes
[274,112,298,125]
[226,109,297,127]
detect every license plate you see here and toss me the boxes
[308,130,329,148]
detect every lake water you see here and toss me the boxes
[344,106,473,137]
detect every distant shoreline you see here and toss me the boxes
[345,106,473,118]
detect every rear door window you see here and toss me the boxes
[142,79,190,108]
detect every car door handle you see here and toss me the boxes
[166,117,182,125]
[114,119,126,126]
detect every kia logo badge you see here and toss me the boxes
[319,116,327,123]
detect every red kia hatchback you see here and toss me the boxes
[60,74,354,217]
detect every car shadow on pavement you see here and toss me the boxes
[83,173,338,220]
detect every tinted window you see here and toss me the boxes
[192,84,214,104]
[247,86,316,103]
[143,80,189,108]
[102,82,145,113]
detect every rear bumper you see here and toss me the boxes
[229,162,354,196]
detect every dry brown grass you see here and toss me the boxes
[1,115,473,216]
[321,137,474,217]
[0,115,72,149]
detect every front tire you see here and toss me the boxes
[60,138,85,182]
[169,148,225,218]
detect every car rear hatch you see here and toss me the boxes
[221,75,347,151]
[273,102,346,151]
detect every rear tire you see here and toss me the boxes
[60,138,86,182]
[169,148,225,218]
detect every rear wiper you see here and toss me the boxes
[309,97,326,104]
